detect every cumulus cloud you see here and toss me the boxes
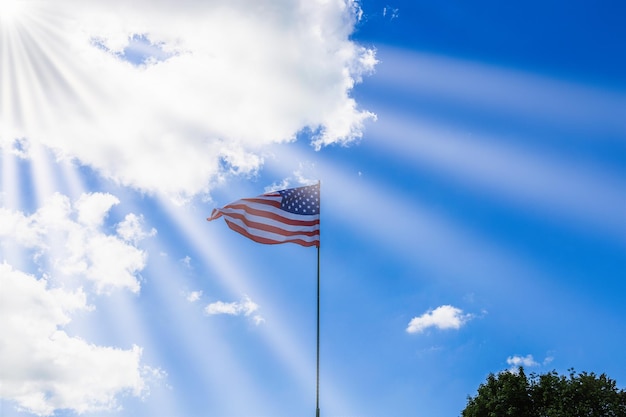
[0,263,153,416]
[75,192,119,228]
[117,213,157,244]
[1,0,376,199]
[205,296,258,316]
[0,192,159,415]
[205,295,264,325]
[507,354,539,368]
[506,354,554,373]
[0,192,148,293]
[406,305,473,334]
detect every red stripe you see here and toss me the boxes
[207,208,222,221]
[222,202,319,227]
[225,220,320,247]
[239,197,282,208]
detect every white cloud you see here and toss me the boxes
[205,295,263,324]
[0,207,43,248]
[186,290,202,303]
[506,354,554,373]
[180,255,192,269]
[383,6,400,20]
[506,354,539,368]
[75,192,119,228]
[265,179,293,194]
[0,192,158,416]
[205,296,258,316]
[406,305,473,334]
[1,0,376,199]
[263,167,319,194]
[0,192,148,293]
[252,315,266,326]
[117,213,157,244]
[506,354,540,373]
[0,263,152,416]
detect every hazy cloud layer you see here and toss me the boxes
[1,0,376,199]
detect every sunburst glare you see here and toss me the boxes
[0,0,28,25]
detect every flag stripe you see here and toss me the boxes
[238,197,282,208]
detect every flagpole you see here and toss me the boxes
[316,180,321,417]
[316,242,320,417]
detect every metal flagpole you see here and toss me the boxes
[316,180,321,417]
[316,243,321,417]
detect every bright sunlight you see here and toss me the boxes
[0,0,27,24]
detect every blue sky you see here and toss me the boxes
[1,1,624,416]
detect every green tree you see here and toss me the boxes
[462,368,626,417]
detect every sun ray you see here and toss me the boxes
[145,235,286,414]
[0,13,25,132]
[1,13,43,132]
[65,272,182,417]
[0,146,20,209]
[19,4,108,111]
[364,109,626,242]
[143,251,272,413]
[0,149,32,273]
[1,1,115,165]
[77,187,283,413]
[265,142,553,292]
[27,141,59,206]
[57,158,89,201]
[374,46,626,136]
[152,194,323,408]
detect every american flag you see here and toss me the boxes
[207,183,320,247]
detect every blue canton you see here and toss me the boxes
[278,184,320,215]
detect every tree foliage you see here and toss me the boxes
[462,367,626,417]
